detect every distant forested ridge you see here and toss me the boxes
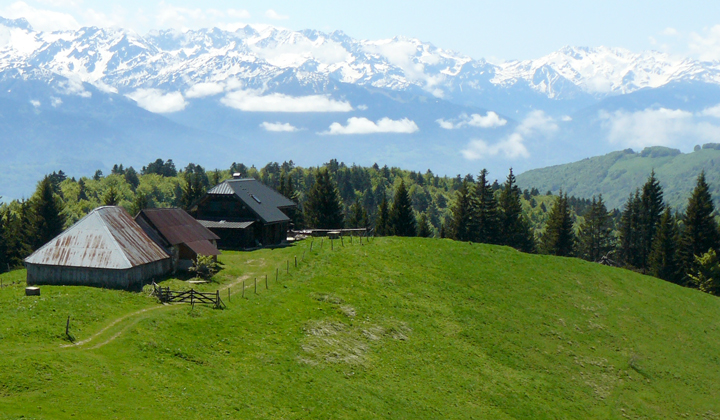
[516,145,720,210]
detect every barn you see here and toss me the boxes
[192,177,297,249]
[24,206,172,290]
[134,207,220,271]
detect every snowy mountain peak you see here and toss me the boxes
[0,16,717,105]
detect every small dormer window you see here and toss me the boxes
[251,194,261,204]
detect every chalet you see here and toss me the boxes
[24,206,172,290]
[134,208,221,271]
[192,177,297,249]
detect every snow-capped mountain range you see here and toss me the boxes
[2,15,720,200]
[0,16,717,104]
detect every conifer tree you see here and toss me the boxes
[541,192,575,256]
[498,168,535,252]
[31,176,66,248]
[681,171,720,283]
[389,180,416,237]
[471,169,499,244]
[304,169,344,229]
[417,213,433,237]
[639,170,665,269]
[618,190,642,268]
[347,198,369,229]
[103,185,120,206]
[130,191,150,216]
[576,195,613,262]
[3,208,31,267]
[648,207,682,284]
[375,195,390,236]
[688,249,720,295]
[450,181,473,241]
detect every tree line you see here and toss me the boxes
[4,158,719,297]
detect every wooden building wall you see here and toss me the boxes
[26,259,172,290]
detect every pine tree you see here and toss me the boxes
[375,195,390,236]
[638,170,665,270]
[471,169,500,244]
[31,176,66,248]
[498,168,535,252]
[681,171,720,284]
[576,195,614,262]
[304,169,344,229]
[389,180,416,237]
[347,199,369,229]
[541,192,575,256]
[450,181,473,241]
[417,213,433,237]
[3,207,31,267]
[648,207,682,284]
[618,191,643,268]
[103,185,120,206]
[130,191,150,216]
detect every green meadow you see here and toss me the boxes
[1,237,719,419]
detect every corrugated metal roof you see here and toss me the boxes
[198,220,254,229]
[207,178,296,224]
[137,208,220,245]
[185,240,221,256]
[25,206,170,269]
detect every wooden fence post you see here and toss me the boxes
[331,239,334,250]
[341,236,344,247]
[242,280,245,298]
[302,250,306,261]
[287,260,289,274]
[276,267,279,283]
[310,241,313,251]
[228,288,230,302]
[265,274,268,290]
[65,315,70,339]
[295,256,297,268]
[321,238,324,249]
[216,290,220,308]
[254,278,257,294]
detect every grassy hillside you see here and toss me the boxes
[516,145,720,210]
[1,237,720,419]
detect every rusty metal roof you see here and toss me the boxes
[25,206,170,269]
[206,178,296,224]
[136,208,219,244]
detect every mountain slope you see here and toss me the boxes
[516,145,720,209]
[1,237,720,418]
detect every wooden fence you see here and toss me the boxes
[152,283,225,309]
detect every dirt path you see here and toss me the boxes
[60,305,167,348]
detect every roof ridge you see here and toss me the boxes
[98,208,134,268]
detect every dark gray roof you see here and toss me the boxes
[198,220,254,229]
[207,178,296,224]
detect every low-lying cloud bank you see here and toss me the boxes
[600,106,720,149]
[322,117,419,135]
[437,112,507,129]
[221,90,353,112]
[461,110,556,160]
[127,88,187,113]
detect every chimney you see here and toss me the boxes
[232,172,241,179]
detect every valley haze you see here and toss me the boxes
[1,14,720,199]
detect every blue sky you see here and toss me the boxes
[0,0,719,60]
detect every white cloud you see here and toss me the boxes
[261,122,300,132]
[561,115,573,122]
[689,25,720,61]
[0,1,80,31]
[663,27,679,36]
[322,117,419,135]
[30,99,40,108]
[600,107,720,149]
[56,78,91,98]
[50,96,62,107]
[700,104,720,118]
[461,110,556,160]
[221,90,352,112]
[437,111,507,129]
[154,4,249,31]
[363,40,445,90]
[126,88,187,113]
[185,82,224,98]
[357,104,369,111]
[265,9,289,20]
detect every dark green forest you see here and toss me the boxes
[2,157,720,297]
